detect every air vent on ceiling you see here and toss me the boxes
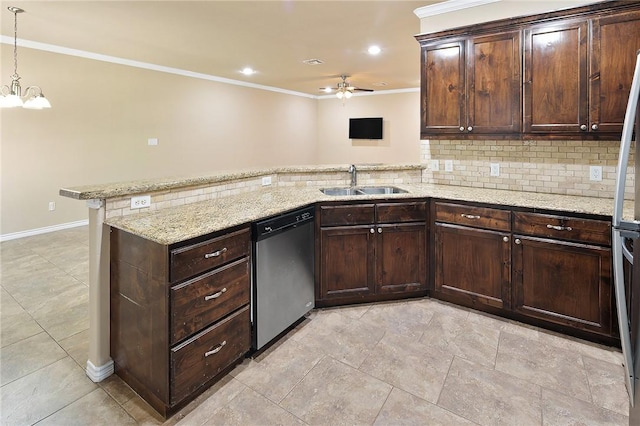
[372,82,388,87]
[302,58,324,65]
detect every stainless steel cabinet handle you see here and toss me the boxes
[515,238,522,245]
[204,341,226,357]
[370,228,375,234]
[459,126,465,131]
[503,236,509,242]
[546,224,572,231]
[467,126,473,132]
[378,228,382,233]
[592,124,599,130]
[461,214,480,220]
[204,247,227,259]
[580,124,587,131]
[204,287,227,301]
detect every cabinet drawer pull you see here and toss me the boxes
[204,288,227,301]
[546,224,572,232]
[503,236,509,242]
[580,124,587,131]
[204,341,226,357]
[461,214,480,220]
[378,228,382,233]
[515,238,522,245]
[204,247,227,259]
[370,228,375,234]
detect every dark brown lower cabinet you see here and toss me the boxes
[317,200,428,306]
[434,223,511,310]
[320,226,375,299]
[512,235,612,336]
[432,200,615,343]
[110,226,251,417]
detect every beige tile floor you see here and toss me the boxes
[0,226,631,425]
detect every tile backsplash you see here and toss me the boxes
[421,139,634,199]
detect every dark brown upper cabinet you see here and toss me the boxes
[523,19,589,134]
[417,1,640,140]
[420,31,521,136]
[590,9,640,134]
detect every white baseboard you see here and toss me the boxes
[0,219,89,242]
[86,359,114,383]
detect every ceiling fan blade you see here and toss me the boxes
[353,88,374,92]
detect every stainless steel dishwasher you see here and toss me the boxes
[252,206,315,350]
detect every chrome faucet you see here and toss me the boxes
[349,164,357,187]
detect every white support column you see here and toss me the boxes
[85,199,114,382]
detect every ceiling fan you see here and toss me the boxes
[321,75,373,99]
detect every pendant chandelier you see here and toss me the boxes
[0,7,51,109]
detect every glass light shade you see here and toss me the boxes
[344,90,353,99]
[0,93,24,108]
[336,91,344,99]
[23,95,51,109]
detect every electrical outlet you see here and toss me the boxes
[262,176,272,186]
[48,201,56,211]
[490,163,500,177]
[590,165,603,182]
[148,138,158,146]
[131,195,151,209]
[444,160,453,172]
[430,159,440,172]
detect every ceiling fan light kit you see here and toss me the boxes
[324,75,373,102]
[0,7,51,109]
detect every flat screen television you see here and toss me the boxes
[349,117,383,140]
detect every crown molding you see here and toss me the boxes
[414,0,501,19]
[0,36,317,99]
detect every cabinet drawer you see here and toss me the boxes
[170,258,250,344]
[376,202,427,224]
[171,305,250,404]
[513,212,611,246]
[320,204,375,226]
[170,227,250,283]
[435,202,511,232]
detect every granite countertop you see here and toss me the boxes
[107,183,628,245]
[59,164,425,200]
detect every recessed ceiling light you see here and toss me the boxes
[303,58,324,65]
[241,67,256,75]
[368,45,381,55]
[322,87,333,93]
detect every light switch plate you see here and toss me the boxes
[444,160,453,172]
[262,176,272,186]
[431,160,440,172]
[490,163,500,177]
[148,138,158,146]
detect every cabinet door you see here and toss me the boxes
[319,226,375,300]
[524,20,589,133]
[467,31,521,134]
[376,223,427,294]
[590,10,640,133]
[512,235,612,335]
[421,40,466,134]
[434,223,511,310]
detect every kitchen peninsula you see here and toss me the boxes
[60,163,628,415]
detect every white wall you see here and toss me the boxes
[316,91,421,165]
[0,46,318,235]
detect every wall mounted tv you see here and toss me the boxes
[349,117,383,140]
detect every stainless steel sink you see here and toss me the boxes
[356,186,408,195]
[320,187,360,196]
[320,186,408,196]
